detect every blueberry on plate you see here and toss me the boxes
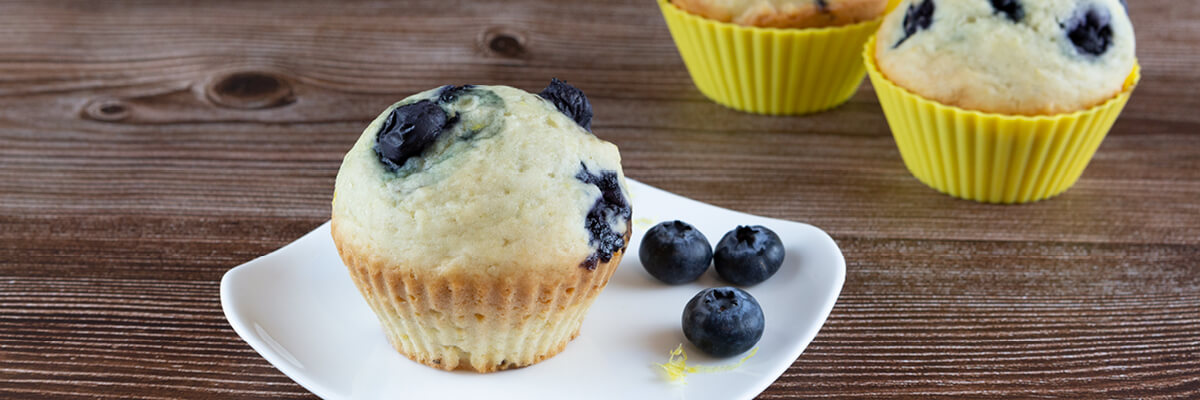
[714,225,785,286]
[639,220,712,284]
[682,287,764,357]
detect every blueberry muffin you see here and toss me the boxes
[875,0,1136,115]
[672,0,888,28]
[331,80,632,372]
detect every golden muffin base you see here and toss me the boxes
[332,220,627,373]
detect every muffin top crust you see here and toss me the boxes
[332,82,630,276]
[672,0,889,28]
[875,0,1136,115]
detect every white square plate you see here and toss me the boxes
[221,179,845,399]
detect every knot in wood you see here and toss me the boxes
[206,71,295,110]
[483,28,526,58]
[83,98,131,122]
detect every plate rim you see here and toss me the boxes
[220,223,344,398]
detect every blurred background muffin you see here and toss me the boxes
[864,0,1139,203]
[874,0,1135,115]
[658,0,896,115]
[672,0,889,28]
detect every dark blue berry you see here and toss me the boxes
[894,0,935,48]
[1063,5,1113,57]
[682,287,765,358]
[576,163,631,270]
[374,100,448,171]
[539,78,593,132]
[639,221,712,284]
[815,0,829,12]
[714,226,785,286]
[437,84,475,104]
[990,0,1024,22]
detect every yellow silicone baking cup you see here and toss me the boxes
[864,36,1140,204]
[658,0,895,115]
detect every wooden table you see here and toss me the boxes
[2,1,1197,398]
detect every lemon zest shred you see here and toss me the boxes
[655,344,758,383]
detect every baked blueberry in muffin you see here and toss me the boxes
[876,0,1136,115]
[331,80,631,372]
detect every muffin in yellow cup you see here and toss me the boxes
[866,0,1139,203]
[659,0,899,115]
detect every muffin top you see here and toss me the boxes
[332,81,631,276]
[875,0,1136,115]
[672,0,889,28]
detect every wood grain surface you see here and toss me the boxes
[1,0,1197,398]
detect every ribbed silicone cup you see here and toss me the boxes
[864,37,1140,204]
[658,0,887,115]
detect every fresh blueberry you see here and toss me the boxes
[682,287,765,358]
[374,100,448,171]
[713,226,785,286]
[815,0,829,12]
[639,221,712,284]
[576,163,631,270]
[990,0,1024,22]
[1063,5,1113,57]
[539,78,593,132]
[894,0,935,48]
